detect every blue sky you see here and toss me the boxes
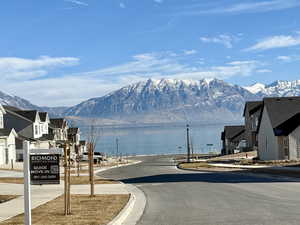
[1,0,300,106]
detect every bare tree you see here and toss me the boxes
[86,118,102,197]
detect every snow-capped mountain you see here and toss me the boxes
[244,83,266,94]
[2,78,300,125]
[0,90,65,116]
[0,90,40,110]
[65,78,258,123]
[245,80,300,97]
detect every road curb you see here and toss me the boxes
[107,184,146,225]
[96,160,146,225]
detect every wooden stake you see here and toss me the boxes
[67,145,71,214]
[64,144,68,216]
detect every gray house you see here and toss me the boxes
[243,101,263,151]
[3,106,42,139]
[257,97,300,160]
[221,125,245,155]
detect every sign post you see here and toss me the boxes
[23,141,31,225]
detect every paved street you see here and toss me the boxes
[98,155,300,225]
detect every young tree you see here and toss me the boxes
[86,118,101,197]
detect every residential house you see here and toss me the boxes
[243,101,263,151]
[257,97,300,160]
[68,127,80,157]
[221,125,245,155]
[49,118,69,143]
[0,105,18,165]
[0,128,18,165]
[3,108,44,139]
[79,140,87,154]
[39,112,50,135]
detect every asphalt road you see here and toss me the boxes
[98,155,300,225]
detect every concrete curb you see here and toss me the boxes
[96,160,146,225]
[107,184,146,225]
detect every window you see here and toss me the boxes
[35,125,38,135]
[0,115,3,129]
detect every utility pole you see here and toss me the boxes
[186,124,191,163]
[116,138,119,160]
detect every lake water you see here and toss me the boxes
[81,123,225,156]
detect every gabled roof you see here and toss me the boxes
[2,107,33,123]
[0,128,13,137]
[265,97,300,129]
[0,105,6,114]
[39,112,48,122]
[257,96,300,136]
[0,128,17,137]
[224,125,245,140]
[2,105,22,112]
[14,110,38,122]
[243,101,263,117]
[50,118,66,128]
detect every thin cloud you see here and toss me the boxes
[183,50,198,55]
[200,34,236,48]
[0,56,79,80]
[64,0,88,6]
[119,2,126,8]
[0,53,263,106]
[256,69,272,73]
[176,0,300,16]
[245,34,300,51]
[277,55,300,62]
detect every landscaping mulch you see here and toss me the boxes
[1,194,130,225]
[0,195,19,204]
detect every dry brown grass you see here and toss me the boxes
[209,151,257,161]
[179,162,214,169]
[1,194,130,225]
[178,162,242,172]
[0,177,24,184]
[61,176,119,185]
[0,195,19,204]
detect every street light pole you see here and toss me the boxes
[116,138,119,160]
[186,124,191,163]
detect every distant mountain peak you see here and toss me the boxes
[244,83,266,94]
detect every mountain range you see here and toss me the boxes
[1,79,300,125]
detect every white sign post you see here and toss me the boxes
[23,141,32,225]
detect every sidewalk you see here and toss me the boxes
[0,159,145,225]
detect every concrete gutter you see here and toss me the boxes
[107,184,146,225]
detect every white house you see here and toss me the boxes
[39,112,50,135]
[258,97,300,160]
[0,105,18,165]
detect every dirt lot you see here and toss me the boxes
[61,176,119,185]
[1,194,130,225]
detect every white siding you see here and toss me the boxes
[289,125,300,160]
[258,107,279,160]
[0,111,3,129]
[0,132,16,165]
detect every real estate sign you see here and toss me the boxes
[30,154,60,185]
